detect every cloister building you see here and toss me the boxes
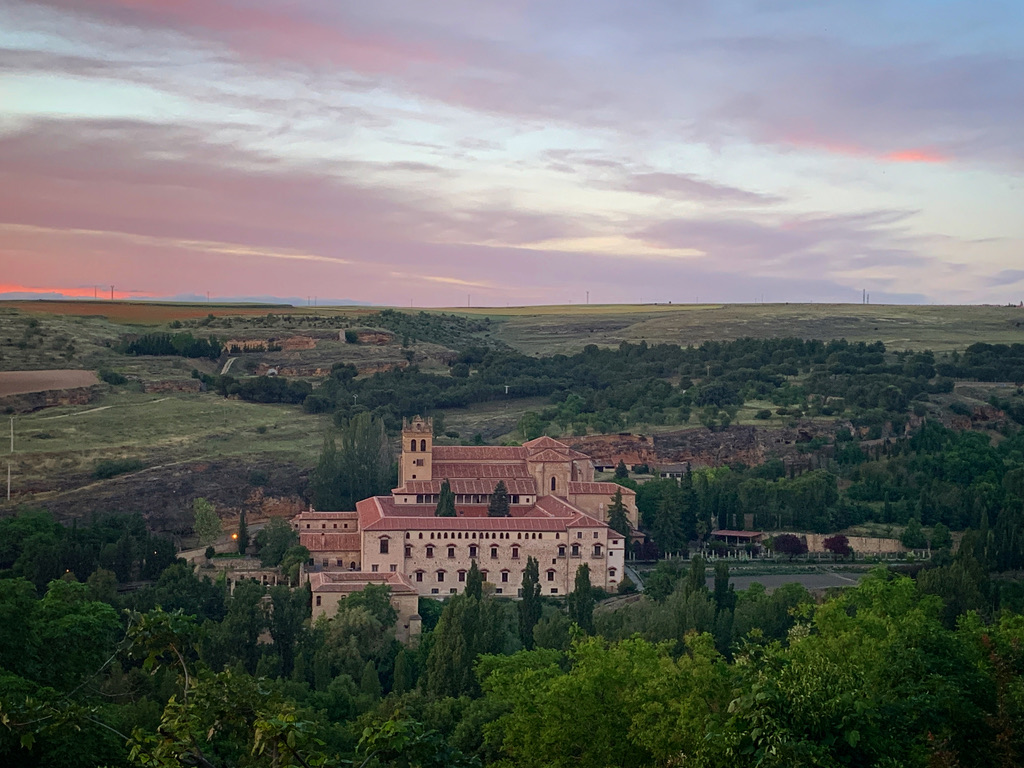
[295,417,638,602]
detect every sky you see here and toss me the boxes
[0,0,1022,307]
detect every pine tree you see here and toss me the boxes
[614,460,629,479]
[465,560,483,600]
[518,556,541,649]
[566,563,594,634]
[435,479,456,517]
[237,510,248,555]
[607,489,630,536]
[902,517,927,549]
[488,480,510,517]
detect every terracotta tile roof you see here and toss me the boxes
[523,436,569,451]
[398,478,537,495]
[308,570,417,595]
[432,446,528,461]
[299,532,361,551]
[430,461,531,478]
[568,481,636,496]
[526,448,573,462]
[356,494,610,532]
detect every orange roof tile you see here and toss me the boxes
[432,446,528,461]
[398,478,536,496]
[568,481,636,496]
[430,461,531,479]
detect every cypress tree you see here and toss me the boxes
[435,479,457,517]
[566,563,594,634]
[237,510,248,555]
[359,660,381,701]
[607,489,631,536]
[465,560,483,600]
[392,649,412,694]
[614,460,629,479]
[488,480,510,517]
[518,556,541,649]
[685,555,707,596]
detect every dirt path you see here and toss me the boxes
[221,357,237,375]
[39,397,170,419]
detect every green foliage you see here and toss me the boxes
[566,564,594,634]
[310,413,393,511]
[607,489,631,536]
[120,331,221,359]
[518,557,541,650]
[255,517,299,567]
[97,368,127,385]
[435,479,457,517]
[487,480,510,518]
[614,460,629,479]
[191,497,221,547]
[237,510,248,555]
[93,457,145,479]
[902,517,928,549]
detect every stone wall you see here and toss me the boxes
[0,385,98,413]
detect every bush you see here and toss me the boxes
[344,330,359,344]
[98,369,127,386]
[754,409,772,420]
[93,458,145,479]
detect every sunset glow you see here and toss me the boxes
[1,1,1022,305]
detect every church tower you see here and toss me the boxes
[400,416,433,486]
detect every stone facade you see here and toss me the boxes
[307,571,421,643]
[295,418,637,600]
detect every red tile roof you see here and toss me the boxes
[431,461,531,478]
[308,570,418,595]
[710,530,764,539]
[299,532,361,551]
[432,446,528,461]
[355,494,610,532]
[399,478,536,495]
[568,481,636,496]
[526,448,574,462]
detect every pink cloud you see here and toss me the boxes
[782,133,950,164]
[33,0,444,74]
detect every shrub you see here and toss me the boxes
[98,369,127,386]
[755,409,772,420]
[344,330,359,344]
[93,458,145,479]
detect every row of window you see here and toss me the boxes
[409,567,618,584]
[405,530,536,540]
[387,541,605,558]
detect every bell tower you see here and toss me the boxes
[400,416,433,486]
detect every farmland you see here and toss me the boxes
[2,299,1023,526]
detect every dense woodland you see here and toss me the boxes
[3,531,1024,767]
[7,326,1024,765]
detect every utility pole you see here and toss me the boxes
[586,290,589,305]
[110,285,114,300]
[7,416,12,502]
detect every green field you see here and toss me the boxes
[3,299,1023,517]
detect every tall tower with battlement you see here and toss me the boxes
[400,416,433,487]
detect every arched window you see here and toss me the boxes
[410,440,417,452]
[550,476,556,491]
[420,439,427,452]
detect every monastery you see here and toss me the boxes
[294,416,638,638]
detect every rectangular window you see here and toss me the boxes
[426,547,434,558]
[437,571,445,582]
[469,545,478,558]
[458,571,466,582]
[405,545,412,557]
[371,564,378,573]
[390,564,397,572]
[431,588,439,594]
[491,547,498,559]
[501,571,509,583]
[550,588,559,594]
[315,595,321,606]
[511,547,520,559]
[547,571,555,582]
[379,539,389,554]
[496,588,503,594]
[415,572,423,582]
[448,547,455,558]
